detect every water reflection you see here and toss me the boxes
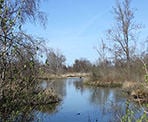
[47,79,67,98]
[73,78,85,94]
[37,78,130,122]
[7,78,143,122]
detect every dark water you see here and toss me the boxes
[32,77,143,122]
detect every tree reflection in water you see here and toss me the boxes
[6,78,144,122]
[44,79,67,98]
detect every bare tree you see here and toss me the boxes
[0,0,47,26]
[0,0,47,80]
[107,0,141,63]
[95,39,110,68]
[0,1,59,121]
[46,49,66,75]
[73,58,92,73]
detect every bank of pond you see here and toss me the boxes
[0,77,148,122]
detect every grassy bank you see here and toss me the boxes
[38,73,90,80]
[122,81,148,103]
[84,79,122,88]
[0,80,60,121]
[85,78,148,103]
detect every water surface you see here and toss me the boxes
[34,78,136,122]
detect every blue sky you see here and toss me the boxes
[23,0,148,66]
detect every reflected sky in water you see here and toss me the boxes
[35,78,139,122]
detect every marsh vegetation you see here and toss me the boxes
[0,0,148,121]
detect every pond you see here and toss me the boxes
[34,77,144,122]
